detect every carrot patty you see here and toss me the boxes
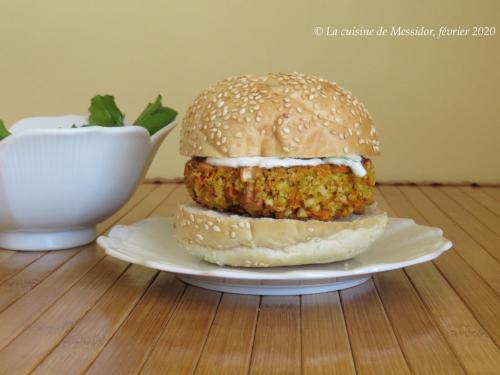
[184,158,375,221]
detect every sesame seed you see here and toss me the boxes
[282,127,290,134]
[230,231,236,238]
[195,234,204,240]
[343,146,349,153]
[213,225,221,232]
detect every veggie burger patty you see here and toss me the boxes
[184,158,375,221]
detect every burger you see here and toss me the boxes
[175,72,387,267]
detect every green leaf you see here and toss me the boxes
[134,95,163,126]
[134,95,177,135]
[88,95,125,126]
[0,120,11,140]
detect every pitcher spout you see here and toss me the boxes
[145,119,178,172]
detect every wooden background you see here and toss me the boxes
[0,183,499,374]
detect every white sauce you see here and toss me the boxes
[206,155,367,177]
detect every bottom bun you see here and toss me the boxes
[174,202,387,267]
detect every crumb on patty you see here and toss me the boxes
[184,158,376,221]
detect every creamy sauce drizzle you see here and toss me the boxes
[205,155,367,177]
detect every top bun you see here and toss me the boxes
[180,72,380,158]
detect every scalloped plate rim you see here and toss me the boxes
[97,216,452,281]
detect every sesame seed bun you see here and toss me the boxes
[180,72,380,158]
[175,202,387,267]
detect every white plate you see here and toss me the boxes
[97,217,452,295]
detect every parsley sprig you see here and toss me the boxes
[0,94,177,141]
[86,94,177,135]
[0,120,10,140]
